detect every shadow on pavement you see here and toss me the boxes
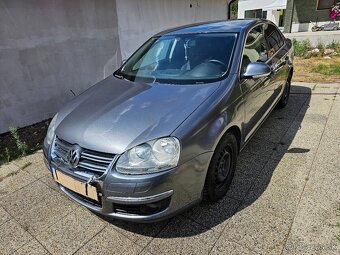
[102,85,312,238]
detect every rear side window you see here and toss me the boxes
[241,25,268,74]
[264,24,284,57]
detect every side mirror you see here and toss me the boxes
[242,62,271,79]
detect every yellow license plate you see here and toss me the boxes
[53,170,98,202]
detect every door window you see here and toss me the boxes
[264,24,284,57]
[241,25,268,74]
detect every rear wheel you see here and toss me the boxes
[204,133,238,202]
[277,72,292,109]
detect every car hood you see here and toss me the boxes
[55,75,220,154]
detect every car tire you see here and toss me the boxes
[204,133,238,202]
[277,72,292,109]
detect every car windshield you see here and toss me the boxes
[115,33,238,84]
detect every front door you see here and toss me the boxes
[240,24,271,141]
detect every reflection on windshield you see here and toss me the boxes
[115,33,238,84]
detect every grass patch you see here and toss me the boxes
[20,162,32,170]
[293,56,340,83]
[311,63,340,75]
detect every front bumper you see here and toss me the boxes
[43,146,212,223]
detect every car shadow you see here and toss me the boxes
[100,85,312,238]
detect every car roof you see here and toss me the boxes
[155,19,261,36]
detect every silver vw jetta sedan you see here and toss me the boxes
[43,19,293,222]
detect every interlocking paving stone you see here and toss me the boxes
[74,226,143,255]
[219,206,291,255]
[14,192,78,235]
[107,218,169,248]
[0,180,54,217]
[0,169,36,200]
[139,250,155,255]
[36,207,106,255]
[245,138,277,159]
[185,196,240,233]
[282,196,340,255]
[0,162,20,179]
[13,239,49,255]
[0,219,32,255]
[24,160,49,179]
[146,216,220,255]
[0,206,11,226]
[210,239,258,255]
[283,93,340,254]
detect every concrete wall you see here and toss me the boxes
[284,30,340,47]
[0,0,121,134]
[116,0,230,60]
[0,0,231,134]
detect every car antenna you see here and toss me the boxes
[70,89,76,97]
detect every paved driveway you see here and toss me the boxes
[0,83,339,255]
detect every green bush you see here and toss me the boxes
[293,39,311,57]
[326,40,340,50]
[317,41,325,55]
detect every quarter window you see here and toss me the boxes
[241,25,268,74]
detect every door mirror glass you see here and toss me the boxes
[242,62,271,79]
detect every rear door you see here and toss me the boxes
[240,24,272,141]
[264,24,290,105]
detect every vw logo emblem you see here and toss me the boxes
[66,145,82,168]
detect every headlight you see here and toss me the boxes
[46,113,58,145]
[116,137,180,174]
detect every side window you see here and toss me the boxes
[264,24,284,57]
[241,25,268,74]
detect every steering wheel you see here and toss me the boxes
[207,59,227,68]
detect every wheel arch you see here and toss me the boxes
[221,125,242,153]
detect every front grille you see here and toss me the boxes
[52,137,116,177]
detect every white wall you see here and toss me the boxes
[116,0,231,60]
[238,0,274,18]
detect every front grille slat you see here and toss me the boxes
[81,154,112,164]
[52,137,116,178]
[78,162,108,172]
[81,151,113,160]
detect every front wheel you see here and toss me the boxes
[277,73,292,109]
[204,133,238,202]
